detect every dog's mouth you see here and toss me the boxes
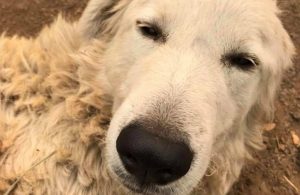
[121,180,158,194]
[112,167,172,194]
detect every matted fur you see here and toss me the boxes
[0,0,295,194]
[0,17,121,194]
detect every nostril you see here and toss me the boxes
[120,153,138,173]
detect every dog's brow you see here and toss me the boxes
[258,30,270,45]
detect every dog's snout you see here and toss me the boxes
[116,124,193,186]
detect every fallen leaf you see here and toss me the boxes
[262,123,276,132]
[291,131,300,147]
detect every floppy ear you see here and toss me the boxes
[259,19,295,121]
[245,16,295,150]
[78,0,132,40]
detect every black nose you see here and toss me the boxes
[116,124,193,186]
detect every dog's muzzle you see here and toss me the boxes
[116,122,194,186]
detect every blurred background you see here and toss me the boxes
[0,0,299,194]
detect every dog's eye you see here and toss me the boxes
[140,26,159,39]
[137,21,163,42]
[224,53,259,71]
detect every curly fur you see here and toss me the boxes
[0,17,123,194]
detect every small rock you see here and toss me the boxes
[284,122,290,128]
[284,148,291,155]
[290,111,300,122]
[262,123,276,131]
[278,143,286,152]
[291,131,300,147]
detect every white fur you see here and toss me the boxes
[0,0,295,194]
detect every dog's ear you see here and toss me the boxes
[245,15,295,150]
[259,21,295,122]
[78,0,132,40]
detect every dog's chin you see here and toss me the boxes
[110,166,173,195]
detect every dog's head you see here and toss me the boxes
[79,0,294,194]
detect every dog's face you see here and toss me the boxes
[80,0,294,194]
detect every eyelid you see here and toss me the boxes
[136,20,161,32]
[136,19,159,26]
[136,20,151,26]
[246,57,256,66]
[221,52,261,72]
[136,19,167,42]
[224,52,260,65]
[243,54,260,66]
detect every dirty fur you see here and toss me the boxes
[0,16,246,195]
[0,17,123,194]
[0,0,295,194]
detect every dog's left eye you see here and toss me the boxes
[137,21,163,42]
[224,53,259,71]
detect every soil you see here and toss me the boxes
[0,0,299,194]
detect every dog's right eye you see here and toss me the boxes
[137,21,164,42]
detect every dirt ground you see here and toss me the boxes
[0,0,299,194]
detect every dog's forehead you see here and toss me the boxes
[132,0,278,28]
[128,0,279,50]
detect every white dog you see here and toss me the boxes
[0,0,295,194]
